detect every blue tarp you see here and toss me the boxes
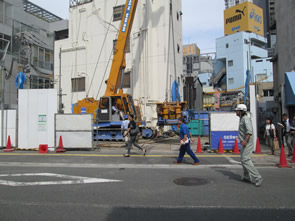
[15,71,26,89]
[171,80,181,131]
[172,80,181,102]
[285,72,295,106]
[244,70,251,104]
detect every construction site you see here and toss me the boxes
[0,0,293,154]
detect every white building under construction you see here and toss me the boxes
[54,0,183,127]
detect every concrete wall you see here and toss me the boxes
[54,0,183,127]
[273,0,295,114]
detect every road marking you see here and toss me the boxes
[0,153,268,158]
[0,162,278,169]
[225,156,241,165]
[0,173,122,187]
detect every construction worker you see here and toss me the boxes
[235,104,263,187]
[174,117,200,165]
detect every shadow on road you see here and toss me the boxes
[215,170,242,182]
[105,207,295,221]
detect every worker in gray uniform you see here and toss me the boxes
[235,104,263,187]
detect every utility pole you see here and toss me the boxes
[0,39,10,148]
[58,48,63,114]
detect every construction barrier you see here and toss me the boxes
[55,114,93,149]
[210,112,241,151]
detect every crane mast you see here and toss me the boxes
[105,0,138,96]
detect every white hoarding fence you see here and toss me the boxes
[55,114,93,149]
[0,110,16,147]
[210,112,240,150]
[18,89,57,149]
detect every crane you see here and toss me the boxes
[73,0,145,141]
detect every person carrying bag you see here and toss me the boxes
[264,118,277,155]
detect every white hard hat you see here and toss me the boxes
[235,104,247,111]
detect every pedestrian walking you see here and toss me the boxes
[121,115,130,147]
[174,117,200,165]
[280,113,293,157]
[123,114,146,157]
[235,104,263,187]
[264,118,276,155]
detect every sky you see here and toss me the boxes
[30,0,225,54]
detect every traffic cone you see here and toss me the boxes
[56,136,66,153]
[39,144,48,154]
[255,138,262,154]
[277,145,291,168]
[290,143,295,163]
[3,136,15,152]
[218,137,224,154]
[195,137,203,153]
[233,138,239,154]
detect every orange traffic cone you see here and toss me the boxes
[290,143,295,163]
[218,137,224,154]
[195,137,203,153]
[255,138,262,154]
[233,138,239,154]
[277,145,291,168]
[56,136,66,153]
[3,136,15,152]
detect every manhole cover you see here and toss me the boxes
[173,177,209,186]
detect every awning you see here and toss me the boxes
[285,72,295,106]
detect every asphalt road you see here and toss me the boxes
[0,154,294,221]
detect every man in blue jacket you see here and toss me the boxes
[174,117,200,165]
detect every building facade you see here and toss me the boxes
[54,0,183,127]
[0,0,68,107]
[216,32,272,93]
[225,0,253,9]
[271,0,295,119]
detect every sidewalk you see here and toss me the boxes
[1,137,292,168]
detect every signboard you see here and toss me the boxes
[80,107,87,114]
[38,115,47,131]
[183,44,200,56]
[121,0,133,33]
[224,1,264,36]
[211,131,241,150]
[210,112,241,150]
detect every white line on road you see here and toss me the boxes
[225,156,241,165]
[0,173,122,187]
[0,162,278,169]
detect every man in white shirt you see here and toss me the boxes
[121,115,130,146]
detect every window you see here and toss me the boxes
[228,60,233,67]
[177,44,180,53]
[226,43,229,48]
[228,78,234,84]
[176,12,179,21]
[263,89,274,97]
[113,5,125,22]
[38,78,44,89]
[0,34,12,53]
[72,77,85,92]
[123,71,131,88]
[30,76,38,89]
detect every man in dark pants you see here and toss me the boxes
[280,113,293,157]
[174,117,200,165]
[123,114,146,157]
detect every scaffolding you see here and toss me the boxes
[69,0,93,8]
[22,0,62,23]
